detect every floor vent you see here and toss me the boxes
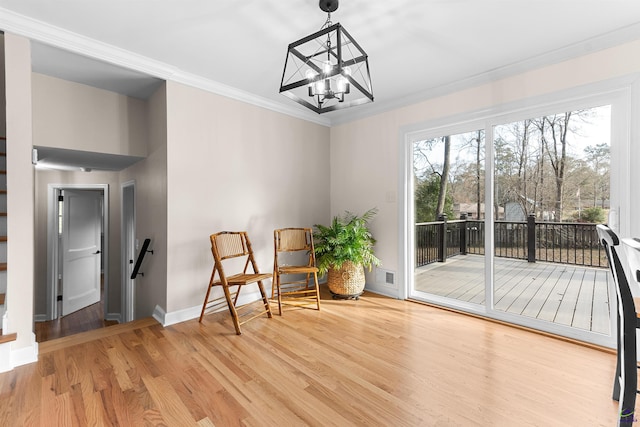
[385,271,395,285]
[376,268,396,288]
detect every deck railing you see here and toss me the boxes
[415,214,608,268]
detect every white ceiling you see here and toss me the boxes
[2,0,640,128]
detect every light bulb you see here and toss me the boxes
[305,69,316,81]
[337,76,347,93]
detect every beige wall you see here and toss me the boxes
[164,81,330,313]
[330,39,640,298]
[120,83,168,318]
[4,33,36,356]
[31,73,148,157]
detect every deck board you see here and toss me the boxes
[592,269,612,334]
[573,268,596,331]
[414,255,611,334]
[520,261,566,319]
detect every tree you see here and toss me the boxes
[436,136,451,218]
[415,175,453,222]
[473,130,484,219]
[572,206,605,223]
[583,143,610,208]
[535,113,569,220]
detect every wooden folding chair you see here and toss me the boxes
[199,231,272,335]
[272,228,321,315]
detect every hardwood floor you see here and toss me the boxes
[34,301,118,343]
[1,286,626,426]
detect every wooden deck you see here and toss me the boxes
[415,255,612,334]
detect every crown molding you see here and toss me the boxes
[170,70,330,126]
[0,7,330,127]
[0,7,176,79]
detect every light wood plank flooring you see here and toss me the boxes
[415,255,611,334]
[0,286,625,426]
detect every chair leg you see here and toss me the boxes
[257,280,273,318]
[312,272,321,311]
[614,312,622,401]
[222,284,242,335]
[276,273,283,316]
[618,326,637,425]
[199,270,217,323]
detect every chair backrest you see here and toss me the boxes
[210,231,259,274]
[599,226,639,422]
[274,228,316,265]
[597,224,634,315]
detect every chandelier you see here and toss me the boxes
[279,0,373,114]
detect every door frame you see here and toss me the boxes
[121,180,136,323]
[46,183,109,320]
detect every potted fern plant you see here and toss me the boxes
[313,208,381,299]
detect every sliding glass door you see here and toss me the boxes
[406,90,626,347]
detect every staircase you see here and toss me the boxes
[0,137,17,345]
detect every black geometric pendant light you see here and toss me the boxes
[279,0,373,114]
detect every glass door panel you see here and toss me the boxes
[412,130,486,308]
[492,106,612,335]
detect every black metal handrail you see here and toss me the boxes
[131,238,153,279]
[416,215,607,268]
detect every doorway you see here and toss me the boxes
[46,184,109,321]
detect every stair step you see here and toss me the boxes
[0,171,5,175]
[0,213,6,217]
[0,332,16,345]
[0,293,5,305]
[0,237,6,242]
[0,264,6,272]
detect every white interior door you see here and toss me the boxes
[62,189,102,316]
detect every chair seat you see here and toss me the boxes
[277,265,319,275]
[224,272,273,285]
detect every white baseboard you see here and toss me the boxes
[153,304,202,327]
[154,289,265,327]
[105,312,122,323]
[364,282,400,299]
[11,334,38,370]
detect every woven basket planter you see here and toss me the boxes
[327,261,365,298]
